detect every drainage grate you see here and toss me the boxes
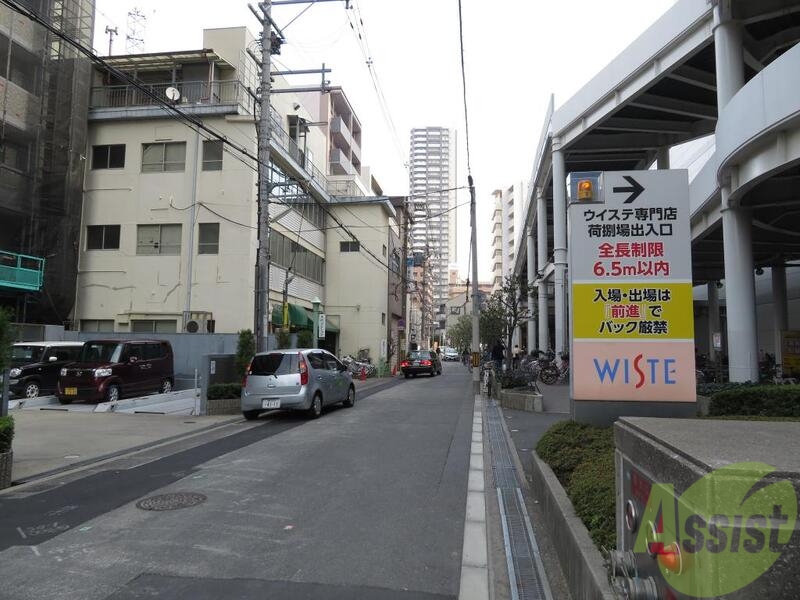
[486,400,553,600]
[136,492,207,511]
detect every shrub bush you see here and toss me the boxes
[709,385,800,417]
[0,416,14,454]
[235,330,255,379]
[536,421,613,486]
[567,450,616,550]
[497,371,531,390]
[696,381,750,397]
[207,383,242,400]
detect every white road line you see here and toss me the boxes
[30,546,40,557]
[459,395,489,600]
[16,527,27,540]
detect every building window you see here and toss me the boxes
[382,244,387,257]
[381,313,386,325]
[131,319,177,333]
[142,142,186,172]
[198,223,219,255]
[92,144,126,169]
[86,225,121,250]
[137,224,182,255]
[80,319,114,332]
[202,140,223,171]
[270,231,324,283]
[340,241,360,252]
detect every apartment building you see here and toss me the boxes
[75,26,397,361]
[408,127,456,330]
[0,0,95,324]
[490,182,526,292]
[490,192,503,291]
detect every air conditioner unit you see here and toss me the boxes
[183,310,214,334]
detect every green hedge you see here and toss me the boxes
[709,385,800,417]
[568,451,616,550]
[207,383,242,400]
[536,421,613,486]
[536,420,616,550]
[696,381,750,397]
[0,415,14,454]
[497,371,531,390]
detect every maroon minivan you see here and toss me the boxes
[57,339,174,404]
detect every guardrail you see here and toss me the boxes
[0,250,45,292]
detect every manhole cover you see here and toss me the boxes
[136,492,207,511]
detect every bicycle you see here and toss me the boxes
[539,352,569,385]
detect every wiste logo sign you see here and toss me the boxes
[568,170,695,403]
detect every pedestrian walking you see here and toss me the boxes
[491,340,505,372]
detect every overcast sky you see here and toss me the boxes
[93,0,677,282]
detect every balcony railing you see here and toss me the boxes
[89,80,246,110]
[0,250,45,292]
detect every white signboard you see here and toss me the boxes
[568,169,695,403]
[318,313,326,339]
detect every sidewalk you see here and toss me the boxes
[9,411,240,484]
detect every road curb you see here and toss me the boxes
[459,394,489,600]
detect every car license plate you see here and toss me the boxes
[65,387,77,396]
[413,361,420,366]
[262,399,280,409]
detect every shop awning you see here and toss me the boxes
[324,319,339,333]
[272,303,313,329]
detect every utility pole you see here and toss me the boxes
[470,175,480,391]
[253,1,274,353]
[250,0,341,352]
[104,26,118,56]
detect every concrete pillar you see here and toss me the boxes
[772,264,788,366]
[707,281,721,362]
[552,144,567,357]
[526,229,537,352]
[537,189,550,351]
[656,146,670,169]
[714,3,758,382]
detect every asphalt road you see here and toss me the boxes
[0,362,475,600]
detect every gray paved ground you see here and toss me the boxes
[0,363,473,600]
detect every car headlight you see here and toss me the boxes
[9,368,21,378]
[94,368,112,377]
[60,368,68,376]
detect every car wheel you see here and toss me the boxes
[105,384,120,403]
[404,373,410,379]
[58,397,73,405]
[160,378,172,394]
[24,381,41,399]
[430,369,435,377]
[242,410,261,421]
[342,386,355,407]
[307,393,322,419]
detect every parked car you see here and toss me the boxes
[442,347,460,361]
[57,339,174,404]
[400,350,442,377]
[241,349,355,420]
[8,341,84,399]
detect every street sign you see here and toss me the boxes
[318,313,326,339]
[568,170,695,403]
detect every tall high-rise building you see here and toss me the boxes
[0,0,96,324]
[490,182,526,292]
[408,126,455,337]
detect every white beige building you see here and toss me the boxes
[74,26,395,360]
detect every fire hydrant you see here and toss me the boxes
[360,367,367,381]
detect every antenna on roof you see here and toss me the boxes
[126,7,147,54]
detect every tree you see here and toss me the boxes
[0,309,14,372]
[235,329,255,378]
[447,314,473,352]
[482,275,532,365]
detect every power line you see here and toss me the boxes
[457,0,472,176]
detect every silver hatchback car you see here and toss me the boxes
[241,349,355,420]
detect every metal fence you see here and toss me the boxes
[89,80,245,110]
